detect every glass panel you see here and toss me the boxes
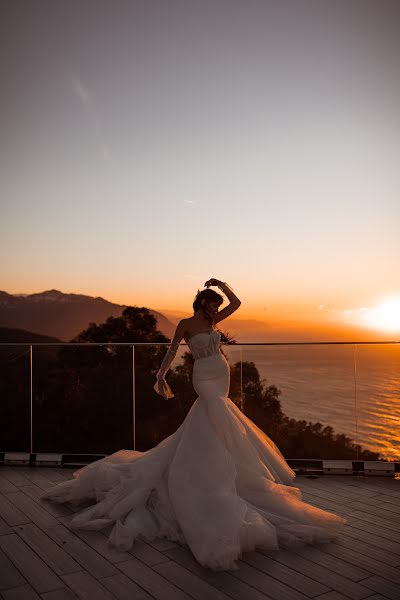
[33,344,133,454]
[239,343,362,460]
[0,345,31,452]
[353,343,400,461]
[3,341,398,460]
[135,341,195,451]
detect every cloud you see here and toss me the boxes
[69,72,114,165]
[316,304,337,312]
[71,74,90,106]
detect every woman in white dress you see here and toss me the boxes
[41,278,346,571]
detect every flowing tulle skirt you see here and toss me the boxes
[40,351,346,571]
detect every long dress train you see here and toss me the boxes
[40,330,346,571]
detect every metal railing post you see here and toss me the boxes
[353,343,358,461]
[132,344,135,451]
[30,344,33,454]
[240,345,243,413]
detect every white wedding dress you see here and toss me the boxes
[40,330,346,571]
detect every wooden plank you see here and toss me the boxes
[14,522,81,575]
[356,477,400,489]
[21,484,73,519]
[59,512,169,568]
[346,516,400,543]
[229,558,312,600]
[57,515,132,565]
[0,515,13,535]
[40,588,80,599]
[1,583,41,599]
[3,492,59,529]
[146,537,180,552]
[163,543,277,600]
[117,557,196,600]
[53,468,76,480]
[0,533,64,593]
[298,495,353,517]
[100,572,155,600]
[0,494,31,527]
[340,525,400,556]
[37,468,70,484]
[298,479,381,501]
[371,494,400,510]
[329,493,391,508]
[0,475,19,495]
[299,491,354,518]
[352,595,396,600]
[153,559,236,600]
[296,482,358,505]
[43,524,119,579]
[336,532,400,567]
[287,543,371,581]
[358,575,400,600]
[308,478,383,498]
[0,468,32,487]
[299,477,393,494]
[239,550,329,596]
[315,592,365,600]
[60,571,116,600]
[0,546,27,591]
[128,538,174,567]
[258,547,372,599]
[347,508,400,532]
[345,500,400,523]
[301,489,400,547]
[336,479,400,499]
[313,540,400,585]
[6,467,54,491]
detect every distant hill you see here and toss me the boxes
[0,327,62,343]
[0,290,176,341]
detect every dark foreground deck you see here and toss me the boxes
[1,465,400,600]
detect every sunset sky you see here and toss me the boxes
[1,0,399,338]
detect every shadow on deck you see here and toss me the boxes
[1,465,400,600]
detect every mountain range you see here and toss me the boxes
[0,289,390,343]
[0,289,175,342]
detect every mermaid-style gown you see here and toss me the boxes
[40,330,346,571]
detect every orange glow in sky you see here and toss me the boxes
[355,297,400,334]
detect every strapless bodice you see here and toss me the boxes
[187,330,221,360]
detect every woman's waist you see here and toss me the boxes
[193,350,229,379]
[193,349,225,362]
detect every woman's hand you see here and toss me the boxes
[154,376,174,400]
[204,278,223,288]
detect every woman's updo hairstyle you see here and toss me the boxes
[193,288,223,326]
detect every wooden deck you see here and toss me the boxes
[1,465,400,600]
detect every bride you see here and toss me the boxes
[40,278,346,571]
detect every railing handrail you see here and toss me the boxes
[0,341,399,346]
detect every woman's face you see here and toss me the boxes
[207,301,220,316]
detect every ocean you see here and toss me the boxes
[223,342,400,460]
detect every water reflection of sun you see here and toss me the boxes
[359,297,400,334]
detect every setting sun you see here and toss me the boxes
[359,297,400,333]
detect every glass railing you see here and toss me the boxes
[1,341,399,462]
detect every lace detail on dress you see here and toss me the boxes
[188,331,221,360]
